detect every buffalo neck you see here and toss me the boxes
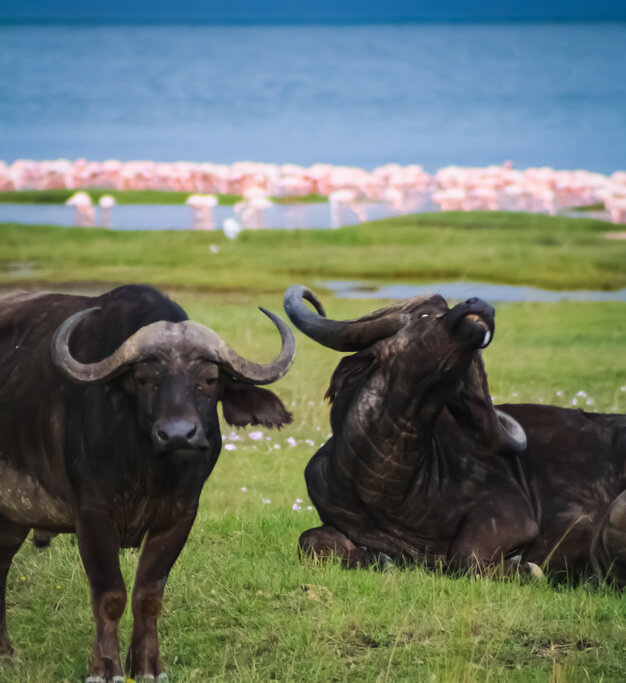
[328,363,455,508]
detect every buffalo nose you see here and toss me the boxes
[154,418,203,451]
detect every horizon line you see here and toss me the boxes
[2,17,626,26]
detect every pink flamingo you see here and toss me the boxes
[186,194,218,230]
[98,195,116,228]
[66,192,95,227]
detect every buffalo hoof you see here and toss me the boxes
[85,677,125,683]
[134,675,168,682]
[32,531,52,548]
[525,562,545,580]
[0,631,14,657]
[378,553,395,570]
[511,555,545,581]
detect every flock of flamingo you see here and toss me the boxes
[2,158,625,229]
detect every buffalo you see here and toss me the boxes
[0,284,295,682]
[284,285,626,585]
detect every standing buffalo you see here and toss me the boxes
[284,285,626,585]
[0,284,295,682]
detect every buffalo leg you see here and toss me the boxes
[591,490,626,587]
[0,517,29,655]
[447,506,542,578]
[76,516,126,682]
[32,529,57,548]
[299,525,393,569]
[126,513,196,680]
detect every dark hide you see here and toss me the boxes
[496,404,626,582]
[290,291,626,585]
[0,284,291,680]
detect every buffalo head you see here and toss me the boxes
[284,285,525,456]
[51,306,295,455]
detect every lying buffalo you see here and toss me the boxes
[0,284,294,682]
[284,285,626,585]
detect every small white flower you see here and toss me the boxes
[556,390,563,397]
[209,244,220,254]
[621,386,626,392]
[262,498,271,504]
[572,398,578,406]
[307,506,313,510]
[511,392,518,398]
[240,486,248,492]
[586,398,594,405]
[292,503,302,511]
[249,431,263,441]
[273,444,281,450]
[576,391,587,398]
[224,443,236,451]
[305,439,315,446]
[307,401,315,406]
[227,432,242,441]
[287,437,297,447]
[296,498,303,503]
[266,436,271,441]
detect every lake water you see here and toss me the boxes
[0,200,413,229]
[321,280,626,303]
[1,23,625,172]
[0,202,610,230]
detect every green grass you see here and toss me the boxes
[1,211,624,293]
[1,214,626,681]
[568,202,605,213]
[0,189,328,205]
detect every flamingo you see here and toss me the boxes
[65,192,95,227]
[186,194,218,230]
[98,195,116,228]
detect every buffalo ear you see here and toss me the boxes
[221,377,292,428]
[325,351,379,403]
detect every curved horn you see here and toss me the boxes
[51,307,141,383]
[283,285,406,352]
[188,307,296,385]
[53,306,295,386]
[495,409,527,455]
[52,307,186,384]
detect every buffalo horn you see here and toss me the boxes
[52,306,295,385]
[494,409,528,454]
[283,284,406,351]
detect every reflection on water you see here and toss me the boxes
[0,201,413,230]
[321,280,626,303]
[0,199,611,231]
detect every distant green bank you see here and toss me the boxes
[0,189,328,205]
[1,211,623,293]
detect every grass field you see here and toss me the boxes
[1,212,625,682]
[2,211,625,292]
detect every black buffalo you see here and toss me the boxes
[284,285,626,585]
[0,284,295,682]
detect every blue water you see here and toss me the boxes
[322,280,626,302]
[0,201,404,229]
[1,23,625,171]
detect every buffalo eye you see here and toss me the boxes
[197,377,217,389]
[420,313,430,318]
[137,376,159,390]
[196,373,218,392]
